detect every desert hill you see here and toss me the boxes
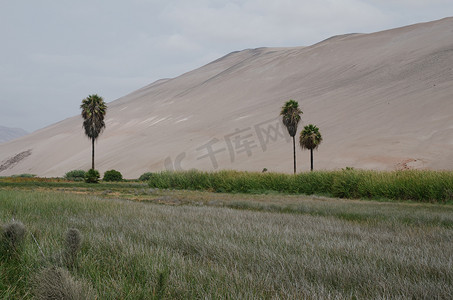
[0,126,28,144]
[1,17,453,178]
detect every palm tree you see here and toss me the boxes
[280,100,303,174]
[299,124,322,171]
[80,94,107,170]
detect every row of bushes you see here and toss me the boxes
[1,170,149,183]
[63,170,154,183]
[64,169,123,183]
[146,169,453,202]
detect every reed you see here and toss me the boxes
[147,169,453,202]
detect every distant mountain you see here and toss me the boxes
[1,17,453,177]
[0,126,28,143]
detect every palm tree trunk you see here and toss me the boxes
[91,138,95,170]
[310,148,313,171]
[293,136,296,174]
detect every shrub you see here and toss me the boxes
[148,171,172,189]
[0,221,26,258]
[84,169,100,183]
[138,172,154,181]
[11,174,36,178]
[32,267,97,300]
[64,228,83,269]
[331,170,363,198]
[103,169,123,182]
[64,170,86,181]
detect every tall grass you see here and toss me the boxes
[1,190,452,298]
[1,221,26,258]
[147,169,453,202]
[32,267,96,300]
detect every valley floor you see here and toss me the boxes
[0,183,452,298]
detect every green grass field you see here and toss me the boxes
[1,180,452,298]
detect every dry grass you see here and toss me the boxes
[1,221,26,257]
[0,189,452,298]
[32,266,96,300]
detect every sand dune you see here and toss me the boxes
[1,17,453,178]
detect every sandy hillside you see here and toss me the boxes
[1,17,453,178]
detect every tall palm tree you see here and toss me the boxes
[299,124,322,171]
[280,100,303,174]
[80,94,107,170]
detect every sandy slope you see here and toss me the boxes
[1,17,453,178]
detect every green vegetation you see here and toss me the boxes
[10,174,36,178]
[84,169,100,183]
[0,177,141,191]
[139,172,154,182]
[0,221,29,298]
[300,124,323,171]
[80,94,107,170]
[103,169,123,182]
[1,221,26,259]
[280,99,303,174]
[32,266,97,300]
[147,169,453,203]
[63,228,83,269]
[64,170,86,181]
[0,189,452,298]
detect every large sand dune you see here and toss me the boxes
[1,17,453,178]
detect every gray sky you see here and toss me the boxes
[1,0,452,132]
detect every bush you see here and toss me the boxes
[64,228,83,269]
[0,221,26,258]
[84,169,100,184]
[138,172,154,181]
[64,170,86,181]
[32,267,97,300]
[103,170,123,182]
[11,174,36,178]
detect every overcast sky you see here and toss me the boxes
[1,0,452,132]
